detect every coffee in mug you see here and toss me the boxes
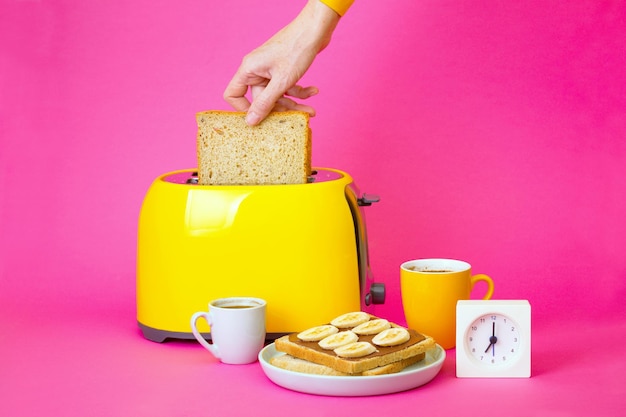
[400,259,494,350]
[190,297,266,364]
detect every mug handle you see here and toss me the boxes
[470,274,494,299]
[190,311,221,359]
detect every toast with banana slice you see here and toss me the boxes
[272,312,436,375]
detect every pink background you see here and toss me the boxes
[2,0,625,415]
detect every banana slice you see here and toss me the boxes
[372,327,411,347]
[318,331,359,350]
[352,319,391,335]
[334,341,377,358]
[330,312,370,328]
[297,325,339,342]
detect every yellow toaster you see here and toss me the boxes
[136,168,385,342]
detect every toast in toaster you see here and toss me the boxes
[196,110,311,185]
[273,312,436,375]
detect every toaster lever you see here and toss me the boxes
[358,194,380,206]
[365,283,386,306]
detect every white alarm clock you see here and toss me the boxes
[456,300,531,378]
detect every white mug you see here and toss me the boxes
[190,297,266,364]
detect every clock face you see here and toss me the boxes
[456,300,531,378]
[465,313,521,366]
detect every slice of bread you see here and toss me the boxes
[273,314,436,375]
[196,110,312,185]
[270,352,426,376]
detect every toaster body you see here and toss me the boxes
[136,168,384,342]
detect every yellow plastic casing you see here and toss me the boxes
[136,168,361,340]
[319,0,355,16]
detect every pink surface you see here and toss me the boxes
[1,1,625,415]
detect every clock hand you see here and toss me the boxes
[484,322,498,355]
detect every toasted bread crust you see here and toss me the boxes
[362,352,426,376]
[270,352,426,376]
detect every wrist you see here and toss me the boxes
[299,0,341,52]
[318,0,354,17]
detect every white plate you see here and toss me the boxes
[258,343,445,396]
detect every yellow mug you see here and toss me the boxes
[400,259,494,350]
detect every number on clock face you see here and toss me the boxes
[465,313,521,365]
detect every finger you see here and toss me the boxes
[223,85,252,112]
[246,78,291,125]
[223,73,253,111]
[285,85,319,99]
[275,96,316,116]
[250,84,267,100]
[291,103,316,116]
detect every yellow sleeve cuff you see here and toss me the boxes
[319,0,355,16]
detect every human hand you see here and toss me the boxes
[224,0,340,125]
